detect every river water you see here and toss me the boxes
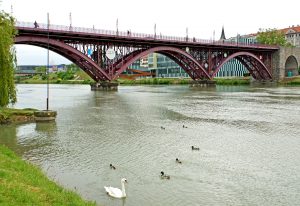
[1,84,300,206]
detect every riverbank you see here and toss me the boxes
[16,76,300,86]
[0,108,37,124]
[118,77,251,85]
[17,79,93,84]
[0,145,96,205]
[279,76,300,85]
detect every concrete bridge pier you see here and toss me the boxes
[90,81,119,91]
[189,80,216,87]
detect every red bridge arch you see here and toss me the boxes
[212,52,272,80]
[15,36,110,81]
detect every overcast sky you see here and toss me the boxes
[1,0,299,65]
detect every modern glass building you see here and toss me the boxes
[128,29,259,78]
[148,53,189,78]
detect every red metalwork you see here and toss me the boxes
[112,47,211,80]
[212,52,272,80]
[15,21,279,81]
[15,36,110,81]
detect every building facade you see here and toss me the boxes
[282,25,300,47]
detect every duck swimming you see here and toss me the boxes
[110,164,116,170]
[160,171,170,179]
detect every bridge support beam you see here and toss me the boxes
[90,81,119,91]
[189,80,216,87]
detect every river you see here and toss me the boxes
[1,84,300,206]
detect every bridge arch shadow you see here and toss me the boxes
[14,36,111,81]
[285,55,298,77]
[212,52,272,80]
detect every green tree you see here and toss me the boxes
[256,28,292,46]
[0,11,17,107]
[35,66,46,73]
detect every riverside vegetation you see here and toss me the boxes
[0,145,96,205]
[0,107,36,124]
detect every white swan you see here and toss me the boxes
[104,178,128,198]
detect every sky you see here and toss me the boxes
[1,0,299,65]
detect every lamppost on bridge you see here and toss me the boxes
[116,18,119,36]
[186,27,188,41]
[69,12,72,29]
[154,23,156,39]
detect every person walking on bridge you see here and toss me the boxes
[34,21,39,28]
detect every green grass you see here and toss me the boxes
[279,76,300,85]
[118,77,251,85]
[0,145,96,206]
[118,78,192,85]
[0,108,37,124]
[213,77,250,85]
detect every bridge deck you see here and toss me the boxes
[16,21,278,52]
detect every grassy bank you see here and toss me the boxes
[118,78,191,85]
[16,79,93,84]
[214,77,250,85]
[279,76,300,85]
[118,77,250,85]
[0,108,37,124]
[16,70,94,84]
[0,145,96,205]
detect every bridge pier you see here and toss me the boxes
[90,81,119,91]
[189,80,216,87]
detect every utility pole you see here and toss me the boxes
[46,12,50,110]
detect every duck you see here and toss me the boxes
[161,126,165,130]
[104,178,128,198]
[175,158,182,164]
[191,146,200,150]
[110,164,116,170]
[160,171,170,179]
[183,125,188,128]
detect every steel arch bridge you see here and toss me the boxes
[15,22,279,82]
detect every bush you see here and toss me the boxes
[57,70,75,80]
[82,79,92,84]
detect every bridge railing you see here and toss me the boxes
[16,21,277,49]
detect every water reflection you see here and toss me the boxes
[35,122,57,135]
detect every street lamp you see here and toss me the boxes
[69,12,72,29]
[116,18,119,35]
[186,27,188,41]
